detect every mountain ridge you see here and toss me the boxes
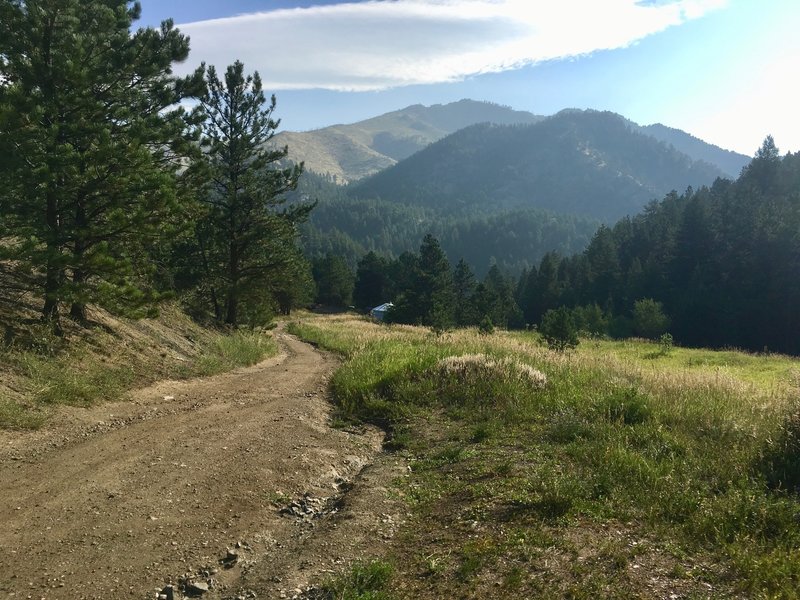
[277,99,750,183]
[349,109,730,222]
[275,99,543,182]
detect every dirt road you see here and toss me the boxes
[0,330,406,599]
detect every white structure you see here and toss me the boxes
[369,302,394,322]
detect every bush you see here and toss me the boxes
[633,298,670,339]
[540,306,579,352]
[573,303,608,338]
[658,333,674,355]
[759,407,800,492]
[478,315,495,336]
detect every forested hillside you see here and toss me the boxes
[351,109,728,222]
[297,172,598,275]
[640,122,750,178]
[359,137,800,355]
[527,136,800,354]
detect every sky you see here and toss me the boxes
[137,0,800,156]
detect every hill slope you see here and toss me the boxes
[640,122,750,178]
[293,171,599,276]
[275,99,543,182]
[350,109,729,222]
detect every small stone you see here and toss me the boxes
[222,549,239,567]
[160,585,175,600]
[185,580,209,596]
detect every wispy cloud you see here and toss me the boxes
[176,0,726,91]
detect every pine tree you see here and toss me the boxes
[197,61,311,326]
[313,254,354,308]
[388,235,454,327]
[353,251,389,310]
[417,234,455,328]
[0,0,204,331]
[483,264,522,328]
[540,306,579,352]
[452,258,477,326]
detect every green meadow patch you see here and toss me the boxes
[290,315,800,599]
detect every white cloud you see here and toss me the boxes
[176,0,726,92]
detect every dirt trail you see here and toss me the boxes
[0,329,406,600]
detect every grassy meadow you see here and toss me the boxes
[289,315,800,599]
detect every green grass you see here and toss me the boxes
[316,560,394,600]
[290,316,800,599]
[191,330,278,376]
[575,336,799,395]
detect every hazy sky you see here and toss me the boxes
[137,0,800,156]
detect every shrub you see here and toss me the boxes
[759,407,800,492]
[478,315,495,336]
[539,306,579,352]
[658,332,674,355]
[633,298,670,339]
[573,303,608,338]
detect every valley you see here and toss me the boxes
[2,3,799,598]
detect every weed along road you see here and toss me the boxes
[0,330,403,599]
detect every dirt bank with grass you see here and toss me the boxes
[0,304,282,429]
[0,328,407,599]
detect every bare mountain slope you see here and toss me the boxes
[275,99,543,182]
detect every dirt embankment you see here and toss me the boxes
[0,329,407,600]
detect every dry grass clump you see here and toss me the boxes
[437,353,547,390]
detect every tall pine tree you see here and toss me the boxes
[196,61,311,326]
[0,0,204,330]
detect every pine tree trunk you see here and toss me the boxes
[225,291,238,326]
[69,274,86,322]
[70,205,87,322]
[197,233,222,322]
[225,239,239,326]
[42,187,63,335]
[42,267,61,335]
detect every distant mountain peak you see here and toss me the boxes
[275,100,748,184]
[350,109,731,222]
[274,100,544,183]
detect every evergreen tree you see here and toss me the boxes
[388,235,454,327]
[416,234,455,328]
[540,306,579,352]
[0,0,204,331]
[523,252,562,325]
[353,251,389,310]
[452,258,478,326]
[266,248,314,316]
[585,225,621,309]
[196,61,311,325]
[483,265,523,328]
[312,254,354,307]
